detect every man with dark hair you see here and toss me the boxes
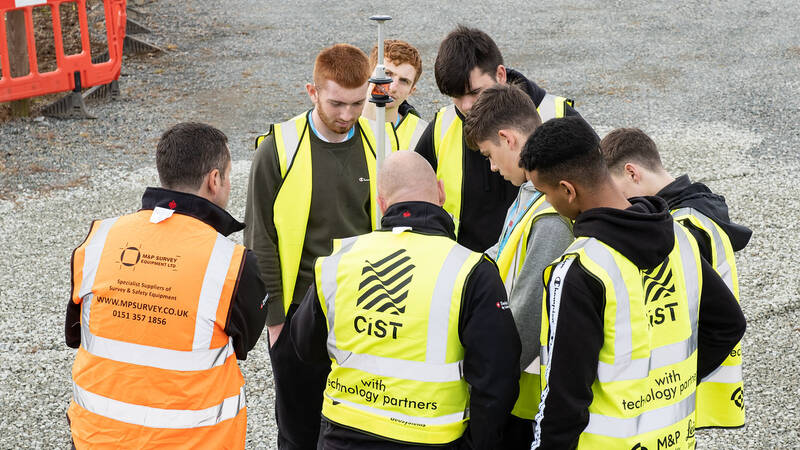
[520,117,746,449]
[66,122,267,449]
[245,43,380,449]
[363,39,428,151]
[463,83,573,449]
[415,25,582,252]
[291,151,521,449]
[601,127,752,429]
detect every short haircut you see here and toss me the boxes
[519,116,605,188]
[313,44,371,89]
[463,83,542,149]
[600,128,664,173]
[369,39,423,85]
[434,25,504,97]
[156,122,230,190]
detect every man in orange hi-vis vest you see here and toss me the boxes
[66,122,268,449]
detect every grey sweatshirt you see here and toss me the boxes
[486,182,574,370]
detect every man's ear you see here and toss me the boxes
[206,168,221,196]
[560,180,577,203]
[624,162,641,183]
[306,83,318,103]
[410,84,417,96]
[437,179,446,207]
[497,129,516,150]
[496,64,507,85]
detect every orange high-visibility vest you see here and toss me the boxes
[68,208,247,449]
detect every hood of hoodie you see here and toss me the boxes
[380,201,457,239]
[573,196,674,270]
[506,68,546,107]
[398,100,420,118]
[657,175,752,251]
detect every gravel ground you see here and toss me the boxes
[1,0,798,448]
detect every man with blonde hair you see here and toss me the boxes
[245,43,380,449]
[363,39,428,151]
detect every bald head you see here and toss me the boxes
[378,151,444,211]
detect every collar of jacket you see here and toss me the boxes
[140,187,245,237]
[398,100,420,118]
[505,68,547,107]
[380,201,457,240]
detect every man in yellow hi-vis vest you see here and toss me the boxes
[600,128,752,429]
[290,151,522,449]
[66,123,267,449]
[362,40,429,152]
[414,25,583,253]
[520,117,745,449]
[462,83,574,449]
[244,44,379,449]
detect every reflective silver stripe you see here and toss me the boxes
[537,94,558,122]
[674,223,700,347]
[584,392,695,438]
[73,382,245,429]
[193,234,236,350]
[579,239,634,372]
[279,118,302,171]
[701,364,742,384]
[426,244,473,363]
[82,317,235,371]
[326,393,464,426]
[323,237,360,355]
[407,118,428,151]
[79,217,119,299]
[436,105,457,152]
[504,197,552,294]
[673,207,734,290]
[330,347,461,383]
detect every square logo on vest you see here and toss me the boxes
[354,249,414,340]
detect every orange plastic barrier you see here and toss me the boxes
[0,0,125,102]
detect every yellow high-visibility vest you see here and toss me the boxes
[672,207,744,428]
[494,193,559,420]
[538,222,702,449]
[255,112,379,313]
[432,94,570,236]
[315,229,482,444]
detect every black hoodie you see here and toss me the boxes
[657,174,753,259]
[414,69,583,252]
[533,197,746,450]
[291,201,522,450]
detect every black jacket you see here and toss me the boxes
[533,197,746,449]
[66,187,268,360]
[291,201,521,450]
[414,69,583,252]
[657,174,752,260]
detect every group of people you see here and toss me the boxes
[64,25,750,450]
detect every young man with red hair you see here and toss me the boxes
[363,39,429,151]
[245,43,379,449]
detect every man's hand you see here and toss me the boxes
[268,323,284,348]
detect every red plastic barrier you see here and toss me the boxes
[0,0,126,102]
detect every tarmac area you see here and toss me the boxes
[0,0,798,448]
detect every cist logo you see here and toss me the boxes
[731,386,744,409]
[358,248,414,315]
[631,443,648,450]
[119,246,141,267]
[643,258,676,305]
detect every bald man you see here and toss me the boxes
[291,151,521,449]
